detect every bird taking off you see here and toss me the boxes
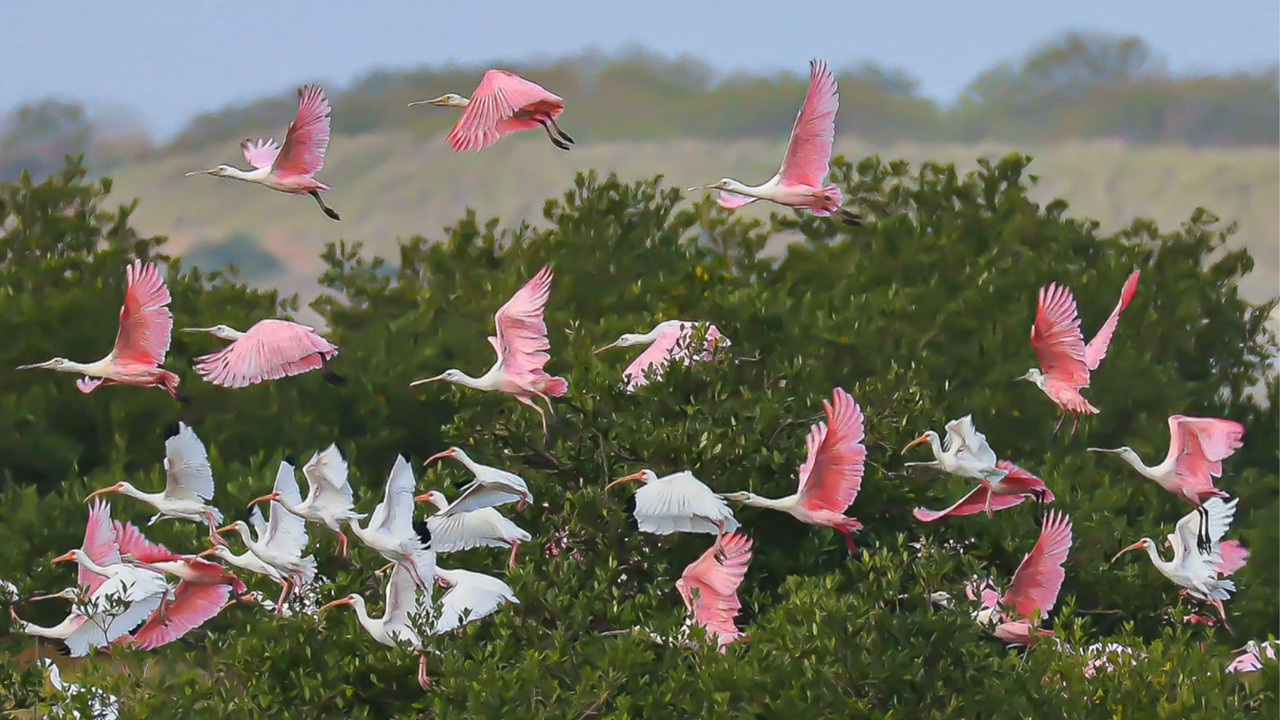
[594,320,730,392]
[677,532,754,651]
[974,510,1073,647]
[183,319,343,388]
[186,84,340,221]
[410,69,574,152]
[605,469,738,536]
[18,260,182,400]
[911,460,1055,523]
[1017,269,1141,436]
[688,59,860,226]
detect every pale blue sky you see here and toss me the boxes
[4,1,1276,138]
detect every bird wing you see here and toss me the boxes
[240,137,281,169]
[911,485,1027,522]
[1083,270,1140,370]
[1213,539,1250,577]
[1165,415,1245,492]
[383,564,421,628]
[81,499,122,595]
[1029,283,1090,388]
[677,533,752,642]
[112,521,176,563]
[1003,510,1072,620]
[425,511,503,552]
[433,570,516,634]
[447,69,564,152]
[491,265,554,378]
[248,506,268,542]
[273,84,332,177]
[303,442,355,510]
[131,581,232,651]
[163,422,215,503]
[263,462,309,558]
[371,456,416,537]
[633,472,736,531]
[446,473,529,516]
[192,319,336,389]
[777,59,839,188]
[796,388,867,513]
[620,323,687,390]
[944,415,999,468]
[1173,497,1237,560]
[109,260,173,367]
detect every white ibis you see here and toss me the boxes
[249,444,366,556]
[605,469,738,536]
[320,564,430,690]
[413,490,531,570]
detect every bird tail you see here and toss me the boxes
[157,370,185,402]
[538,375,569,397]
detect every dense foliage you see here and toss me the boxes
[0,155,1276,718]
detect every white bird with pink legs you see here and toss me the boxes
[248,444,366,557]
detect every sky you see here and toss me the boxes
[4,1,1276,139]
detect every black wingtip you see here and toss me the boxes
[323,370,347,386]
[413,518,432,546]
[324,207,341,221]
[163,420,182,439]
[838,209,863,227]
[624,494,638,532]
[283,453,298,467]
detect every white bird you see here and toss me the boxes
[348,455,435,588]
[594,320,730,392]
[412,490,532,570]
[214,461,317,590]
[41,658,120,720]
[38,548,169,657]
[198,543,297,613]
[320,564,431,690]
[249,444,366,556]
[1112,497,1242,629]
[902,415,1007,483]
[429,566,519,635]
[605,469,739,536]
[424,447,533,513]
[85,422,224,543]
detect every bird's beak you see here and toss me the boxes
[409,374,447,387]
[84,484,122,501]
[197,548,218,558]
[185,168,218,177]
[423,450,453,466]
[180,327,215,333]
[16,359,59,370]
[1087,447,1118,454]
[1110,541,1145,564]
[375,562,395,574]
[412,493,432,503]
[686,185,714,192]
[604,471,646,492]
[407,95,449,107]
[213,524,236,535]
[247,492,281,508]
[593,341,620,354]
[319,597,352,612]
[902,434,930,453]
[50,551,76,564]
[718,492,746,502]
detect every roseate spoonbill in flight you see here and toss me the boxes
[347,455,436,589]
[720,388,867,552]
[18,260,183,400]
[429,566,519,635]
[320,564,431,690]
[688,60,860,226]
[412,490,531,570]
[973,510,1073,647]
[182,320,343,388]
[186,84,340,220]
[423,447,534,513]
[410,69,575,152]
[1089,414,1244,553]
[1227,640,1277,673]
[411,265,568,439]
[911,461,1055,523]
[248,445,366,557]
[86,422,224,544]
[594,320,730,392]
[1017,269,1141,436]
[1111,497,1244,629]
[215,461,318,590]
[40,658,120,720]
[605,469,738,536]
[678,532,754,650]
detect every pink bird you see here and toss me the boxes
[688,59,860,226]
[676,532,754,650]
[411,265,569,439]
[594,320,730,392]
[1227,640,1277,674]
[18,260,183,401]
[913,461,1056,522]
[1018,269,1141,435]
[975,511,1073,647]
[410,69,575,152]
[186,84,340,220]
[182,319,343,388]
[1090,415,1243,553]
[721,388,867,552]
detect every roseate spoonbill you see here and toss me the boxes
[248,445,366,557]
[1017,269,1141,436]
[429,566,519,634]
[38,547,170,656]
[413,490,531,570]
[410,69,575,152]
[1227,640,1277,673]
[185,84,340,220]
[1111,497,1243,629]
[41,659,120,720]
[688,60,860,226]
[423,447,534,513]
[912,461,1055,523]
[320,564,431,690]
[677,532,754,650]
[86,422,224,544]
[182,320,344,388]
[594,320,730,392]
[411,265,569,439]
[974,510,1073,647]
[1089,415,1244,553]
[347,455,436,589]
[605,469,738,536]
[720,388,866,552]
[215,462,318,588]
[17,260,183,400]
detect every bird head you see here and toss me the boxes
[15,358,72,372]
[246,491,281,509]
[1015,368,1043,385]
[927,591,954,609]
[408,93,468,108]
[413,490,448,509]
[1111,538,1153,564]
[185,164,235,178]
[213,521,247,538]
[49,550,81,565]
[604,469,657,492]
[902,431,937,454]
[594,333,646,353]
[197,546,228,561]
[220,590,262,612]
[410,369,466,387]
[181,324,242,340]
[84,482,126,502]
[319,594,358,612]
[423,447,462,466]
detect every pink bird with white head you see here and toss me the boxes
[688,59,860,226]
[186,84,340,220]
[18,260,183,400]
[676,532,754,650]
[721,387,867,552]
[411,265,569,439]
[594,320,730,392]
[1227,640,1277,674]
[973,511,1073,647]
[1090,415,1244,554]
[183,319,343,388]
[1018,270,1141,436]
[410,69,575,152]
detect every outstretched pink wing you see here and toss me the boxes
[621,322,725,391]
[492,265,554,377]
[911,485,1027,522]
[994,461,1056,502]
[113,521,177,563]
[193,319,338,389]
[1213,539,1249,576]
[777,59,839,188]
[1165,415,1245,493]
[447,69,565,152]
[131,581,232,650]
[80,499,121,595]
[796,388,866,513]
[1003,510,1072,621]
[241,138,281,169]
[1083,270,1140,370]
[111,260,173,367]
[273,85,331,178]
[676,532,753,648]
[1030,283,1089,389]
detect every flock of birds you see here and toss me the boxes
[5,58,1271,707]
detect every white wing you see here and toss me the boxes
[432,569,517,634]
[632,472,738,536]
[369,455,416,537]
[263,462,310,558]
[447,468,531,516]
[304,443,355,510]
[1174,497,1238,563]
[248,505,268,541]
[427,508,531,552]
[163,422,215,502]
[383,563,422,628]
[944,415,999,468]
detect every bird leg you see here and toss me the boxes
[836,208,862,227]
[403,559,429,590]
[546,116,575,144]
[840,530,857,554]
[319,355,347,386]
[507,542,519,570]
[1052,413,1066,436]
[205,514,229,547]
[336,530,350,558]
[275,581,293,614]
[308,190,341,221]
[417,652,432,690]
[517,395,550,442]
[534,118,571,151]
[1069,413,1080,438]
[980,481,995,519]
[1208,596,1234,635]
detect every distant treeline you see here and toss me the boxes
[2,32,1277,181]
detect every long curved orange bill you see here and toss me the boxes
[84,486,119,502]
[247,493,279,508]
[412,493,432,503]
[604,472,646,492]
[1110,541,1145,564]
[423,451,452,466]
[901,434,930,453]
[318,598,352,612]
